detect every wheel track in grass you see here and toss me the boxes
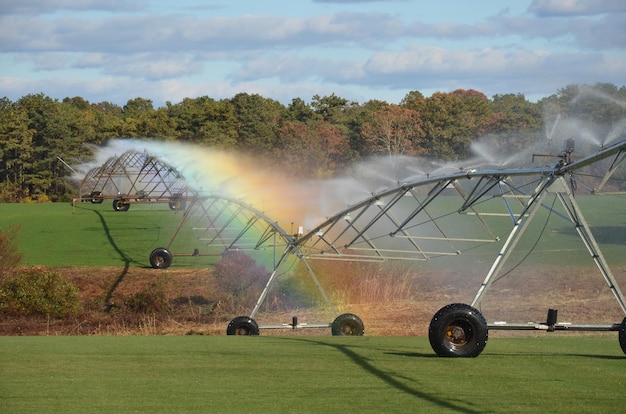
[89,208,136,309]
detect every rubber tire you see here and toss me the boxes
[90,191,104,204]
[113,199,130,212]
[226,316,260,335]
[429,303,488,358]
[331,313,365,336]
[619,318,626,354]
[168,197,186,211]
[149,248,173,269]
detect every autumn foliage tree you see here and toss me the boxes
[361,105,426,156]
[275,119,350,178]
[1,83,624,201]
[420,89,492,160]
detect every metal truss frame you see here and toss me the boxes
[150,140,626,339]
[156,194,338,322]
[75,150,191,211]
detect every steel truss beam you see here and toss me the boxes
[470,175,626,313]
[76,150,190,207]
[161,194,338,318]
[592,146,626,194]
[157,140,626,331]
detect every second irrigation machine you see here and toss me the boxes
[147,138,626,357]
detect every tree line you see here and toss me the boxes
[1,82,625,202]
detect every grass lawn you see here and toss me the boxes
[1,335,624,413]
[0,201,209,268]
[0,195,624,269]
[0,195,625,413]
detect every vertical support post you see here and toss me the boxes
[472,174,626,315]
[296,251,338,317]
[593,149,625,193]
[555,191,626,314]
[471,177,552,308]
[249,247,293,319]
[165,196,198,249]
[249,248,338,319]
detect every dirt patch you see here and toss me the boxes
[1,264,624,336]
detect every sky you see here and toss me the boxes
[1,0,625,107]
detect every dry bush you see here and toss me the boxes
[212,251,269,313]
[0,224,22,274]
[123,280,170,314]
[1,254,622,336]
[307,261,419,305]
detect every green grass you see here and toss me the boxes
[0,335,624,413]
[0,195,624,268]
[0,202,208,268]
[433,194,626,267]
[0,201,624,413]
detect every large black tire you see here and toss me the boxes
[331,313,365,336]
[429,303,488,357]
[226,316,260,335]
[112,198,130,212]
[619,318,626,354]
[149,248,173,269]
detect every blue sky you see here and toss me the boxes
[1,0,625,107]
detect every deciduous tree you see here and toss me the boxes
[361,105,425,156]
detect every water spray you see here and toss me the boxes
[72,93,626,355]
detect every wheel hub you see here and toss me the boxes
[446,324,468,346]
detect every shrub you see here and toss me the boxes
[213,251,268,309]
[0,267,80,318]
[0,224,22,274]
[214,252,268,295]
[124,282,169,314]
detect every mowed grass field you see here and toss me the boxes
[1,335,625,413]
[0,201,210,268]
[1,199,625,413]
[1,195,625,268]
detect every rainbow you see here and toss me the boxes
[76,138,395,232]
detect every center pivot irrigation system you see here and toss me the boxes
[75,150,191,211]
[83,139,626,357]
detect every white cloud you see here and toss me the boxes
[408,21,497,39]
[363,47,530,76]
[2,7,621,58]
[0,0,146,15]
[492,13,626,50]
[0,12,410,55]
[87,53,204,80]
[234,54,312,82]
[355,46,626,97]
[528,0,626,17]
[20,53,73,71]
[0,1,624,107]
